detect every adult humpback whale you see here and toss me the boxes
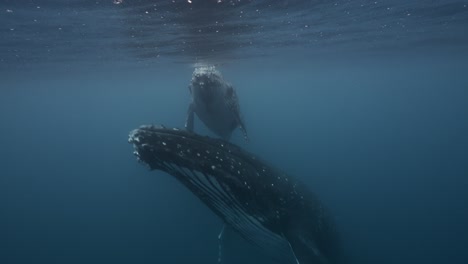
[129,125,340,264]
[185,65,248,141]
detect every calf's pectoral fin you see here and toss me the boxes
[185,103,195,132]
[237,118,249,142]
[231,110,248,141]
[225,86,249,141]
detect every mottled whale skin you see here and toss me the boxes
[185,65,248,141]
[129,125,340,264]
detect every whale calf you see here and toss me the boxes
[129,125,340,263]
[185,65,248,141]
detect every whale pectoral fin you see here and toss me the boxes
[286,234,324,264]
[232,112,248,142]
[185,103,195,132]
[225,86,249,142]
[224,85,239,110]
[237,119,249,142]
[230,111,248,142]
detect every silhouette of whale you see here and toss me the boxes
[129,125,340,263]
[185,65,248,141]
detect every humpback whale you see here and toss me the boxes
[129,125,340,264]
[185,65,249,141]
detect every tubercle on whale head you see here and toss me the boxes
[129,125,212,167]
[191,73,223,93]
[190,65,226,94]
[128,124,248,174]
[192,64,221,77]
[128,125,178,168]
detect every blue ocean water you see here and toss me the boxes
[1,1,468,264]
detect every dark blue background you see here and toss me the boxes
[1,1,468,263]
[1,57,467,264]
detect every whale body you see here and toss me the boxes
[185,65,248,141]
[129,125,340,263]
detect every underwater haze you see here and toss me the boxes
[1,1,468,264]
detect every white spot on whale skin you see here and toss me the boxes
[197,153,201,157]
[162,142,167,146]
[275,210,281,219]
[211,165,216,170]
